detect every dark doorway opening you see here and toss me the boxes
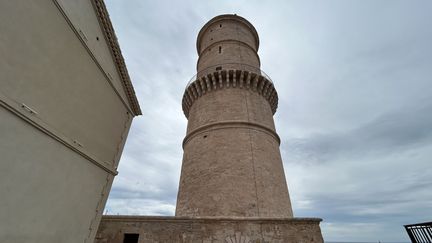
[123,233,139,243]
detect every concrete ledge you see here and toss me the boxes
[96,216,324,243]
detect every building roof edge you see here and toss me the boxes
[91,0,142,116]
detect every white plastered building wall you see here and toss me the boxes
[0,1,141,242]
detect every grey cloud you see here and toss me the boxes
[109,186,177,203]
[283,104,432,163]
[288,145,432,241]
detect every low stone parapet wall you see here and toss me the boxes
[95,216,324,243]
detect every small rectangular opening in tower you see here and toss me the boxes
[219,46,222,53]
[216,66,222,71]
[123,233,139,243]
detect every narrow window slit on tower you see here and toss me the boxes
[220,24,222,27]
[219,46,222,53]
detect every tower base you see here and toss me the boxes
[95,216,324,243]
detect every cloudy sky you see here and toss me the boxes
[103,1,432,242]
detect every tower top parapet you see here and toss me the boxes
[196,14,260,55]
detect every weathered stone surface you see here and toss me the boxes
[95,216,324,243]
[177,14,292,218]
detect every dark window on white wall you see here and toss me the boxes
[123,233,139,243]
[220,24,222,27]
[219,46,222,53]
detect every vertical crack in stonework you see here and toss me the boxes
[243,90,261,217]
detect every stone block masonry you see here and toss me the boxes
[177,14,293,219]
[96,216,323,243]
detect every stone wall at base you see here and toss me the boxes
[95,216,324,243]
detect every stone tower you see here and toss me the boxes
[95,14,324,243]
[176,14,293,218]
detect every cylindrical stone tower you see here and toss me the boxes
[176,14,293,218]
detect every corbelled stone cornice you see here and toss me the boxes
[182,69,278,118]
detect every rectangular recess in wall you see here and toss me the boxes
[123,233,139,243]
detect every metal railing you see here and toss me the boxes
[405,222,432,243]
[185,63,273,89]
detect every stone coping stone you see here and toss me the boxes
[101,215,322,222]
